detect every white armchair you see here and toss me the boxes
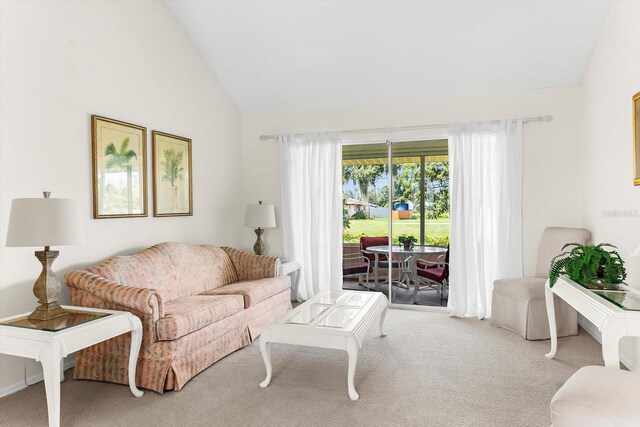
[490,227,591,340]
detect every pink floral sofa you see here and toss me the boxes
[65,242,291,393]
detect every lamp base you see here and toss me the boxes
[28,303,69,321]
[253,228,265,255]
[27,249,70,321]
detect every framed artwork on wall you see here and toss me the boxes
[91,115,147,218]
[152,131,193,217]
[634,91,640,186]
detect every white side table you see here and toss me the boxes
[280,260,301,301]
[0,306,144,427]
[545,277,640,368]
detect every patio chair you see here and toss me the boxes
[342,251,371,289]
[359,236,402,287]
[416,246,449,304]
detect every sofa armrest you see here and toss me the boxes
[65,270,164,320]
[221,247,281,281]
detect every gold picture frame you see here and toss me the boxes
[152,131,193,217]
[634,91,640,186]
[91,115,148,218]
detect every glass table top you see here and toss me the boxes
[283,291,374,328]
[592,290,640,311]
[0,309,111,332]
[571,281,640,311]
[366,245,447,255]
[284,303,332,325]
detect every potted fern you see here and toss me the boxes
[548,243,627,289]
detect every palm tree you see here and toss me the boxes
[104,137,137,212]
[161,148,184,210]
[343,165,385,203]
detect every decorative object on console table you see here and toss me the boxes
[152,130,193,217]
[633,91,639,186]
[92,115,147,218]
[245,201,276,255]
[548,243,627,289]
[5,192,83,321]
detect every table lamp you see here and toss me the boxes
[6,192,84,321]
[245,201,276,255]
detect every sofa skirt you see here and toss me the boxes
[73,289,292,393]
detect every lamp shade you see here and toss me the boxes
[245,203,276,228]
[6,198,84,247]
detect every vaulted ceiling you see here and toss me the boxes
[165,0,609,113]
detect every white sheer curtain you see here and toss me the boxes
[279,132,343,300]
[448,120,523,319]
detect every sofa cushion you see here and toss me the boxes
[156,295,244,341]
[550,366,640,426]
[87,242,239,303]
[492,277,547,301]
[200,276,290,309]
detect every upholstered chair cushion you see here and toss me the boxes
[360,236,390,262]
[550,366,640,426]
[534,227,592,278]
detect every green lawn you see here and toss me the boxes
[344,217,449,245]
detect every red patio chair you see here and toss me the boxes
[360,236,402,286]
[342,252,371,289]
[416,245,449,303]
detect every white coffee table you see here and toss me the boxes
[259,290,388,400]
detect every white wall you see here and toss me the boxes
[0,0,242,391]
[581,0,640,369]
[242,86,584,276]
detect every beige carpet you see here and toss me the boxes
[0,309,604,427]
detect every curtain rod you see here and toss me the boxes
[258,115,552,141]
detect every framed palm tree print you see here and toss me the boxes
[152,131,193,217]
[91,115,147,218]
[634,91,640,186]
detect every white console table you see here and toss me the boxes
[545,276,640,368]
[0,306,144,427]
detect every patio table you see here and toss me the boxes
[366,245,446,304]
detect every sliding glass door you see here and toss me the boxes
[342,139,449,308]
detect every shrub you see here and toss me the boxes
[351,211,366,220]
[424,235,449,247]
[343,230,366,244]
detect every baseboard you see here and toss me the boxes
[578,317,639,373]
[0,358,75,398]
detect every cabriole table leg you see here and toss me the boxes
[259,331,273,388]
[128,317,144,397]
[346,338,360,401]
[545,284,558,360]
[379,306,388,337]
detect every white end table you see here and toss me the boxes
[259,290,388,400]
[0,306,144,427]
[280,260,301,301]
